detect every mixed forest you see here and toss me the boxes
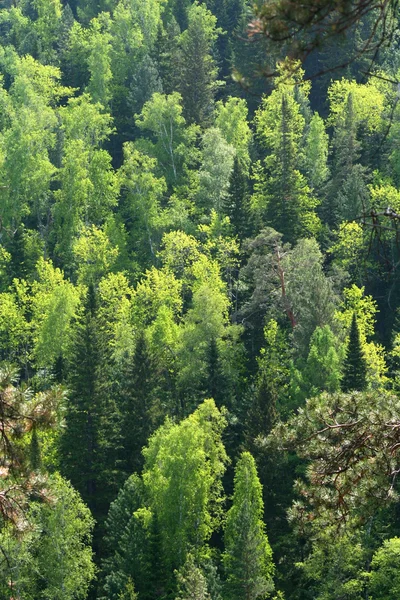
[3,0,400,598]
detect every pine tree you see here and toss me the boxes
[341,313,367,392]
[223,452,274,600]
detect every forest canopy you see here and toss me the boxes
[2,0,400,599]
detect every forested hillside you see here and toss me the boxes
[2,0,400,598]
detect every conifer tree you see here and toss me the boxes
[100,474,155,600]
[60,284,100,514]
[223,452,274,600]
[254,86,320,242]
[205,337,227,409]
[118,331,155,478]
[156,17,182,95]
[29,424,42,472]
[168,0,191,30]
[341,313,367,392]
[246,320,289,445]
[249,372,277,441]
[324,92,367,226]
[178,2,221,126]
[176,554,211,600]
[305,112,329,193]
[224,157,251,239]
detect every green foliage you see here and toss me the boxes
[53,95,117,262]
[305,112,329,192]
[119,143,167,263]
[0,286,30,363]
[175,554,211,600]
[302,325,343,397]
[176,254,241,408]
[0,56,61,232]
[142,399,228,572]
[178,1,222,126]
[223,451,274,600]
[224,156,251,238]
[328,221,367,283]
[118,331,157,477]
[284,238,337,355]
[341,313,367,392]
[215,97,251,170]
[30,258,81,367]
[367,537,400,599]
[328,79,385,133]
[100,474,152,600]
[298,527,366,600]
[335,285,388,388]
[197,127,235,214]
[253,71,320,240]
[0,474,95,600]
[60,285,101,513]
[246,320,289,440]
[135,91,199,187]
[269,389,400,531]
[1,1,400,598]
[87,14,113,106]
[72,224,119,285]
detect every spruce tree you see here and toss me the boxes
[223,452,274,600]
[178,3,221,126]
[100,474,155,600]
[156,18,182,95]
[247,372,277,442]
[271,94,314,241]
[323,92,366,227]
[29,424,42,472]
[224,156,251,239]
[205,337,227,408]
[60,284,100,514]
[341,313,367,392]
[176,554,211,600]
[254,88,319,242]
[118,331,155,478]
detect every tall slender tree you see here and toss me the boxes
[224,157,251,239]
[223,452,275,600]
[253,81,319,242]
[60,285,100,514]
[178,2,221,126]
[118,331,155,479]
[341,313,367,392]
